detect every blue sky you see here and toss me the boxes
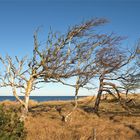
[0,0,140,96]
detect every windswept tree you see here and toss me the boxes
[35,18,110,81]
[116,41,140,96]
[0,18,108,117]
[93,45,137,112]
[58,35,123,121]
[34,18,126,116]
[57,50,98,122]
[117,66,140,97]
[0,17,137,119]
[0,44,45,117]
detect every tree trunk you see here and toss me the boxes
[20,95,30,121]
[22,77,34,116]
[21,95,29,121]
[94,89,102,113]
[64,86,79,122]
[94,75,104,113]
[125,89,129,98]
[24,95,29,114]
[115,88,121,99]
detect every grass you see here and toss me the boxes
[1,94,140,140]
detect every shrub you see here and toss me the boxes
[0,105,26,140]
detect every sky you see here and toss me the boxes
[0,0,140,96]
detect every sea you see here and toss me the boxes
[0,96,85,102]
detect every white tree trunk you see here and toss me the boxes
[20,95,30,121]
[24,95,29,114]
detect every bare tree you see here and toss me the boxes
[93,41,140,113]
[0,39,45,118]
[93,46,135,113]
[59,60,97,122]
[35,18,110,81]
[0,18,136,119]
[117,67,140,97]
[34,18,127,118]
[0,18,108,118]
[35,18,125,89]
[117,41,140,97]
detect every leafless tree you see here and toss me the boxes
[0,18,108,119]
[34,18,127,119]
[93,45,137,113]
[35,18,110,81]
[0,37,45,118]
[117,41,140,97]
[1,17,137,119]
[117,67,140,97]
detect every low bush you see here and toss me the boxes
[0,105,26,140]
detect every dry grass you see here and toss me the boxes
[1,94,140,140]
